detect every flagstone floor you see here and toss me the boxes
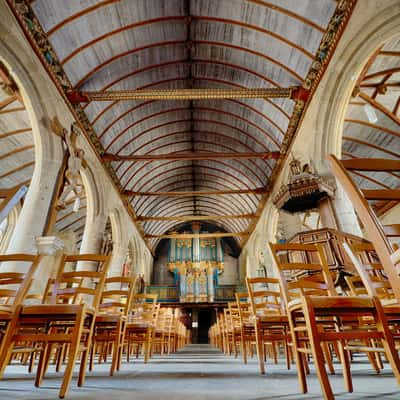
[0,344,399,399]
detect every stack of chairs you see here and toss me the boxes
[268,242,400,400]
[0,252,192,399]
[0,253,111,399]
[124,293,159,363]
[89,274,138,375]
[246,276,291,374]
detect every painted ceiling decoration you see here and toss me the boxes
[344,34,400,216]
[6,0,357,251]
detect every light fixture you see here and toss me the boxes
[363,103,378,123]
[72,196,81,212]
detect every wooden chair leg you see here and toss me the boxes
[303,303,334,400]
[284,338,291,370]
[374,300,400,384]
[289,318,308,394]
[254,321,265,374]
[322,341,335,375]
[336,339,353,393]
[59,312,85,399]
[28,350,36,373]
[241,330,247,364]
[0,317,19,379]
[110,322,122,376]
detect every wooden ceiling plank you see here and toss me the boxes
[246,0,325,33]
[47,0,122,36]
[145,232,249,239]
[103,151,280,162]
[344,118,400,138]
[343,136,400,158]
[0,128,32,140]
[136,214,256,222]
[358,91,400,127]
[124,188,266,197]
[0,145,34,161]
[60,16,187,64]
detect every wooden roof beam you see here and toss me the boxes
[123,188,266,197]
[145,232,249,239]
[136,214,256,222]
[103,151,280,162]
[67,87,298,102]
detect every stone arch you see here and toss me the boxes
[315,5,400,169]
[80,166,102,221]
[0,36,64,254]
[108,207,123,250]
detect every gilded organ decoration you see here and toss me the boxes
[168,223,224,302]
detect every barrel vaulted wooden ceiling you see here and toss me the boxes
[5,0,358,250]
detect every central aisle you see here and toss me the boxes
[0,344,399,399]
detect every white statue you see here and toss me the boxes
[52,118,86,209]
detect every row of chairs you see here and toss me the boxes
[0,253,189,398]
[211,154,400,399]
[210,245,400,399]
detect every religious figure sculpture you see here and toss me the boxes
[51,117,87,210]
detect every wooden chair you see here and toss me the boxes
[90,274,138,375]
[235,292,255,363]
[328,155,400,301]
[125,293,159,363]
[227,301,242,358]
[0,254,41,367]
[344,242,396,302]
[269,242,400,400]
[246,277,290,374]
[0,253,110,399]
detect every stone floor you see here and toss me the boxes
[0,344,399,399]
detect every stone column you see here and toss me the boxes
[77,213,107,271]
[108,242,127,277]
[33,235,64,295]
[332,183,363,236]
[6,159,63,257]
[79,213,107,255]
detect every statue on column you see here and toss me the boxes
[51,117,87,210]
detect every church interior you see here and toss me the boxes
[0,0,400,399]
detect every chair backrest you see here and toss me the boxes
[344,242,395,302]
[227,301,240,330]
[268,243,337,307]
[98,274,139,316]
[0,254,41,313]
[245,277,284,317]
[235,292,252,325]
[49,254,111,310]
[344,274,368,297]
[328,155,400,301]
[130,293,159,324]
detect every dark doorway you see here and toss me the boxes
[198,308,214,343]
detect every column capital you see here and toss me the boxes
[35,235,64,255]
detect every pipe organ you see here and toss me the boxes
[167,223,224,302]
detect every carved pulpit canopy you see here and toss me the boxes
[273,159,336,213]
